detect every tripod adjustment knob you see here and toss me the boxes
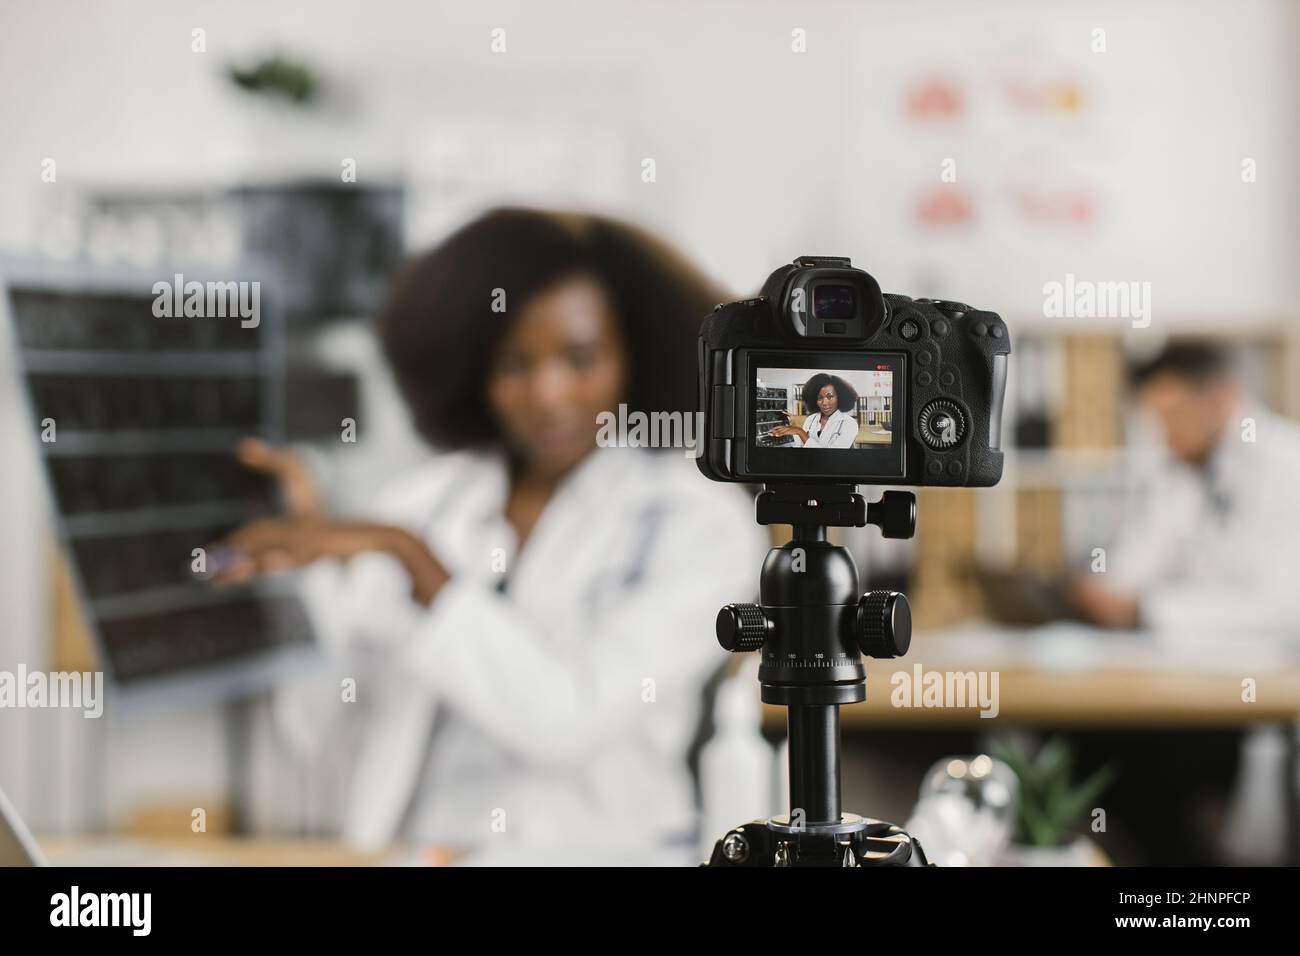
[856,591,911,659]
[866,491,917,539]
[716,603,769,652]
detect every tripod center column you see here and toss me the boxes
[787,703,841,826]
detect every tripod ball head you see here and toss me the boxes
[716,590,910,660]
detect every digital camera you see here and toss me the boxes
[697,256,1010,487]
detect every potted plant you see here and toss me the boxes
[227,53,319,107]
[222,51,338,180]
[991,736,1115,866]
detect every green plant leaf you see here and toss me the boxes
[992,736,1117,848]
[227,55,318,107]
[1020,798,1058,847]
[1035,736,1071,785]
[1051,764,1117,836]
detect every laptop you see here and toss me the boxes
[968,567,1080,627]
[0,785,46,866]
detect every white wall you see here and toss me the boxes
[1,0,1294,309]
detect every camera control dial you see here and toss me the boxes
[919,399,967,450]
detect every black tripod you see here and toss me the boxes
[704,483,929,867]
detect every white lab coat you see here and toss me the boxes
[285,444,768,858]
[793,409,858,449]
[1105,404,1300,642]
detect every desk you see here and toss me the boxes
[800,667,1300,728]
[855,425,893,446]
[36,836,676,867]
[37,836,430,867]
[760,623,1300,863]
[762,626,1300,729]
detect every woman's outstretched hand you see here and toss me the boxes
[211,440,450,606]
[769,425,809,442]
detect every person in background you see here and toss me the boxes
[1068,341,1300,641]
[216,208,768,863]
[1063,341,1300,864]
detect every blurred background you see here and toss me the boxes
[1,0,1298,867]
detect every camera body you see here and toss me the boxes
[697,256,1010,487]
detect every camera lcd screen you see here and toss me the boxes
[812,284,856,320]
[746,352,905,480]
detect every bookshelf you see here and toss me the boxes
[754,383,792,447]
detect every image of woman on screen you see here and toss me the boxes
[769,373,859,449]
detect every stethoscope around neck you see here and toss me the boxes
[811,408,841,432]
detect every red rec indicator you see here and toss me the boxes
[875,364,891,371]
